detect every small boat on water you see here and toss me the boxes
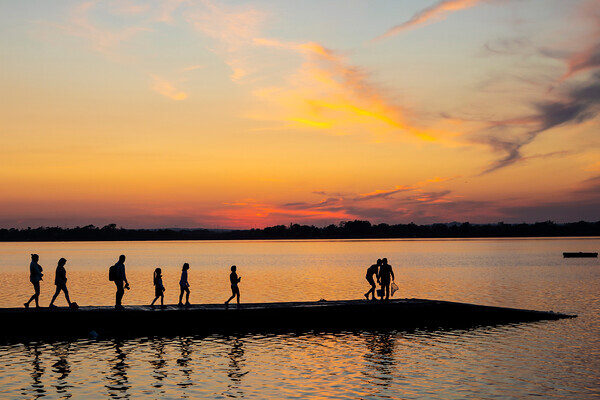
[563,252,598,258]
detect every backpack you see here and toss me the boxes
[109,264,117,281]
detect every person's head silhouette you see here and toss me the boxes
[231,265,237,272]
[31,254,39,262]
[118,255,126,263]
[58,258,67,266]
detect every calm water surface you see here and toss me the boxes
[0,238,598,399]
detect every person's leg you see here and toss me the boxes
[160,294,164,307]
[25,282,37,307]
[115,281,124,307]
[50,286,60,306]
[365,278,373,299]
[384,284,390,300]
[235,287,240,304]
[63,287,72,306]
[179,286,184,305]
[225,287,236,304]
[185,287,190,304]
[33,281,40,308]
[367,279,377,299]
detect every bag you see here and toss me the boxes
[109,264,117,281]
[391,282,399,297]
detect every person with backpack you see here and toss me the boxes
[49,258,73,308]
[150,268,165,309]
[24,254,43,309]
[178,263,191,307]
[110,255,129,310]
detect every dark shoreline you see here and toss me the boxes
[1,220,599,242]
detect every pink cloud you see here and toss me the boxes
[374,0,483,41]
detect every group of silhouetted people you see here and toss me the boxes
[24,254,76,310]
[109,255,202,310]
[364,258,396,300]
[24,253,242,310]
[24,253,397,309]
[106,255,243,309]
[148,263,192,309]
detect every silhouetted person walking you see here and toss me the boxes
[24,254,43,309]
[49,258,72,308]
[112,255,129,310]
[364,259,381,300]
[379,258,395,301]
[150,268,165,309]
[178,263,191,307]
[225,265,241,307]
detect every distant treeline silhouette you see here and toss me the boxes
[1,220,599,242]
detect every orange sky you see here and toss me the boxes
[1,0,599,228]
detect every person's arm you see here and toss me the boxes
[390,267,395,281]
[122,265,129,287]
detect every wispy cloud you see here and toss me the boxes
[156,0,189,23]
[150,75,187,100]
[562,43,600,80]
[250,38,436,140]
[202,177,461,227]
[374,0,483,41]
[57,0,152,57]
[479,71,600,173]
[354,186,414,201]
[458,1,600,174]
[560,0,600,79]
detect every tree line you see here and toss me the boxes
[0,220,599,241]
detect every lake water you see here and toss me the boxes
[0,238,598,398]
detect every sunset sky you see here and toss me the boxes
[1,0,600,229]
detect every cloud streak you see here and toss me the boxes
[481,71,600,173]
[374,0,482,41]
[251,38,435,140]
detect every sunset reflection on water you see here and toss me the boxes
[0,238,598,310]
[0,238,599,398]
